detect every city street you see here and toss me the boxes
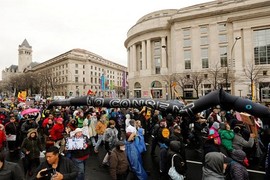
[7,139,265,180]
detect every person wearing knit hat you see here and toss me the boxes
[209,122,221,145]
[227,149,249,180]
[109,140,129,180]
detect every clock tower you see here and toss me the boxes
[18,39,32,72]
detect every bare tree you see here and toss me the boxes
[190,71,204,98]
[244,60,262,100]
[207,62,224,90]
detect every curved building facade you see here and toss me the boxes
[125,0,270,102]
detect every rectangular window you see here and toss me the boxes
[184,50,191,69]
[75,77,78,82]
[254,29,270,65]
[201,48,209,68]
[75,64,78,68]
[218,23,226,32]
[154,40,161,74]
[219,34,227,43]
[200,26,208,34]
[183,28,191,37]
[75,70,78,74]
[263,71,267,76]
[220,46,228,67]
[201,36,208,45]
[184,39,191,47]
[184,91,193,98]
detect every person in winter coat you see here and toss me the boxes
[0,124,6,152]
[102,120,119,166]
[265,142,270,180]
[84,113,97,146]
[203,133,221,163]
[229,149,249,180]
[0,151,24,180]
[219,122,235,156]
[94,115,107,153]
[232,125,255,150]
[166,141,186,180]
[4,116,18,153]
[21,118,38,140]
[70,128,91,180]
[109,141,129,180]
[67,118,77,132]
[202,152,231,180]
[21,128,43,177]
[209,122,221,145]
[125,132,148,180]
[34,146,78,180]
[50,117,65,153]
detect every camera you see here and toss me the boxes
[40,168,55,176]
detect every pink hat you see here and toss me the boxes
[56,117,63,123]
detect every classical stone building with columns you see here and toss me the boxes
[125,0,270,102]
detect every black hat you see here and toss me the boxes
[116,141,125,147]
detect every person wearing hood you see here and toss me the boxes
[202,152,231,180]
[50,117,65,153]
[0,151,24,180]
[102,120,119,166]
[21,128,43,177]
[227,149,249,180]
[166,141,186,180]
[125,132,148,180]
[109,141,129,180]
[4,115,19,154]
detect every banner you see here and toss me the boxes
[18,91,27,102]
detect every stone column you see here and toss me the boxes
[146,39,152,74]
[141,40,146,70]
[161,37,167,68]
[132,45,137,72]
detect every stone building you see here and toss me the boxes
[2,39,35,80]
[27,48,127,98]
[125,0,270,102]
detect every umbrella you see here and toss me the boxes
[21,108,40,116]
[0,108,10,113]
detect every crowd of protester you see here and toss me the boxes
[0,98,269,180]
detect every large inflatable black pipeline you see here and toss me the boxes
[47,96,185,115]
[47,89,270,119]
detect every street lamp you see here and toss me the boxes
[225,36,241,92]
[238,89,242,97]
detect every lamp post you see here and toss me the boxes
[238,89,242,97]
[225,36,241,92]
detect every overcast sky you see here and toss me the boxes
[0,0,209,80]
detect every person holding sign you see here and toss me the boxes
[69,128,91,180]
[5,115,19,153]
[156,119,171,175]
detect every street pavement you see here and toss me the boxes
[7,140,265,180]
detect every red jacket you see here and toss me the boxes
[0,130,6,150]
[50,124,64,141]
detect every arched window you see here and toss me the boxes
[134,82,141,88]
[151,81,162,88]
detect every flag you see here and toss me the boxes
[110,81,114,90]
[87,89,95,95]
[100,74,105,91]
[18,91,27,102]
[122,71,127,89]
